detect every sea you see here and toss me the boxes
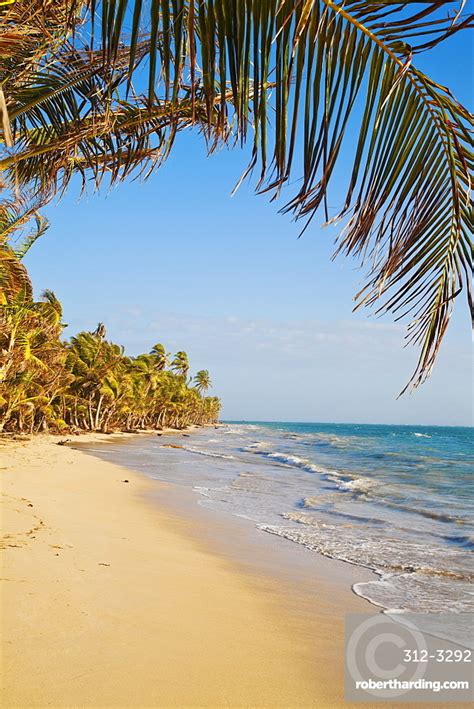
[83,421,473,621]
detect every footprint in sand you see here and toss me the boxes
[0,494,46,549]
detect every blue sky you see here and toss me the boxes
[23,24,472,426]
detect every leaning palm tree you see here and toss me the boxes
[171,351,190,380]
[149,343,168,372]
[1,1,472,391]
[194,370,211,395]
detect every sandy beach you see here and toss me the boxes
[1,433,374,708]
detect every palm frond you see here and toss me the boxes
[86,0,472,391]
[0,243,33,303]
[3,88,230,195]
[0,193,48,256]
[1,0,472,390]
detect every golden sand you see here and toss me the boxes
[1,434,372,707]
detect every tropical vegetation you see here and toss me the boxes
[0,0,473,418]
[0,244,220,433]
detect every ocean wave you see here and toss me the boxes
[413,432,431,438]
[333,476,379,493]
[376,498,468,524]
[320,469,388,497]
[313,433,352,447]
[321,472,471,523]
[242,441,269,451]
[443,534,474,550]
[278,512,473,576]
[247,446,339,476]
[247,446,388,497]
[266,452,322,473]
[314,432,382,452]
[182,446,236,460]
[259,516,474,616]
[352,577,474,646]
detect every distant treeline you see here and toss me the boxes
[0,248,220,434]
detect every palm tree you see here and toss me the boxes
[0,283,70,432]
[149,343,168,372]
[171,351,190,380]
[1,1,472,390]
[194,370,211,395]
[66,331,125,430]
[0,231,221,431]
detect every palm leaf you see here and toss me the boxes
[3,89,229,195]
[86,0,472,391]
[0,243,33,303]
[2,0,473,390]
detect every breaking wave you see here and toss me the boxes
[181,446,236,460]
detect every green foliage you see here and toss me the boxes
[0,257,220,433]
[194,370,211,394]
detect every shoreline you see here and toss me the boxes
[75,429,381,609]
[75,429,380,613]
[1,433,371,707]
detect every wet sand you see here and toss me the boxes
[1,433,374,707]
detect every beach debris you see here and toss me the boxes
[122,479,129,483]
[56,439,71,446]
[161,444,184,449]
[98,562,110,566]
[27,503,33,507]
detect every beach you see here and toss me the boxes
[80,422,473,620]
[1,2,471,705]
[1,432,373,708]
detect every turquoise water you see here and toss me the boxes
[84,421,473,617]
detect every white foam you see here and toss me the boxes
[244,441,269,451]
[334,476,378,493]
[182,446,235,460]
[258,517,474,618]
[252,449,324,474]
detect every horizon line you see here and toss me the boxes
[222,419,472,429]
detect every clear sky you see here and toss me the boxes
[23,25,472,426]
